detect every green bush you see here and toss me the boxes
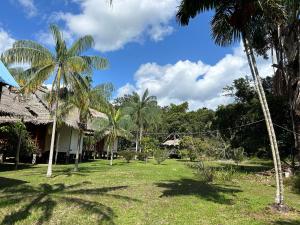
[187,162,237,183]
[187,161,214,182]
[119,150,135,163]
[291,174,300,194]
[154,148,169,164]
[214,166,236,182]
[137,152,148,161]
[231,147,245,165]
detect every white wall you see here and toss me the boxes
[44,124,83,155]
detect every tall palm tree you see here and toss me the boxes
[124,89,159,155]
[93,105,133,166]
[271,1,300,167]
[177,0,285,206]
[1,24,108,177]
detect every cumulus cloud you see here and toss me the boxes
[117,43,273,110]
[17,0,37,17]
[0,29,15,54]
[59,0,178,52]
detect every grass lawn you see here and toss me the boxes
[0,159,299,225]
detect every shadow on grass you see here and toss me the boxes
[0,182,138,225]
[0,163,35,172]
[0,177,27,190]
[155,178,242,205]
[217,163,272,174]
[272,219,300,225]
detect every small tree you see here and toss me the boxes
[119,150,135,163]
[180,136,197,161]
[232,147,245,166]
[93,105,133,166]
[140,136,159,162]
[154,148,169,165]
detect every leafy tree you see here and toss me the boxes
[0,122,38,169]
[2,24,108,177]
[153,148,169,165]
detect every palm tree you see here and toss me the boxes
[124,89,159,155]
[271,1,300,167]
[177,0,285,206]
[93,105,133,166]
[59,78,113,171]
[2,24,108,177]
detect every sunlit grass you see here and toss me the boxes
[0,159,299,225]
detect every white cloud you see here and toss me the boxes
[117,43,273,110]
[59,0,178,52]
[17,0,37,17]
[0,29,15,54]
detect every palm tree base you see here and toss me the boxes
[269,203,291,213]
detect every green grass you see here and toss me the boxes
[0,159,299,225]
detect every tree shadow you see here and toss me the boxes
[0,182,138,224]
[0,163,34,172]
[0,177,27,190]
[217,163,272,173]
[272,219,300,225]
[155,178,242,205]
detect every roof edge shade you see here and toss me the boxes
[0,61,20,88]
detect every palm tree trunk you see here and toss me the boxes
[244,37,284,205]
[74,130,82,172]
[108,145,113,166]
[46,68,61,177]
[139,126,143,153]
[135,132,138,159]
[54,132,60,165]
[15,127,22,170]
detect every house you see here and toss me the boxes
[0,85,117,163]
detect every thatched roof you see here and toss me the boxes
[0,86,107,131]
[63,107,107,130]
[162,139,180,146]
[0,86,52,124]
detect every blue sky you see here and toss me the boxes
[0,0,272,110]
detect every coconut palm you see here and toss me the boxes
[124,89,159,155]
[271,1,300,167]
[93,105,133,166]
[1,24,108,177]
[177,0,285,205]
[59,78,113,171]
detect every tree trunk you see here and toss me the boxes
[74,130,82,172]
[244,37,284,205]
[46,68,61,177]
[292,115,300,167]
[139,126,143,153]
[135,132,138,159]
[54,132,60,165]
[108,145,113,166]
[15,128,22,170]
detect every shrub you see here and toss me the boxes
[291,174,300,194]
[214,166,236,182]
[231,147,245,165]
[137,152,148,161]
[119,150,135,163]
[187,161,214,182]
[154,148,169,164]
[187,162,237,183]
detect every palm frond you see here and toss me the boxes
[176,0,220,25]
[68,35,95,56]
[82,56,109,70]
[23,63,55,93]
